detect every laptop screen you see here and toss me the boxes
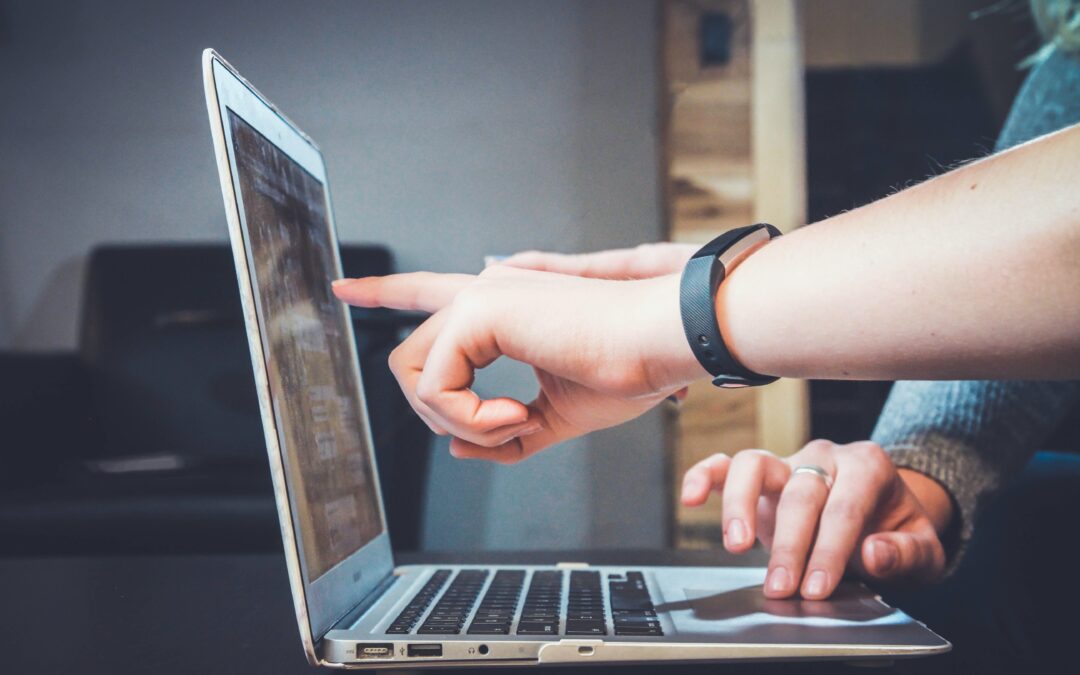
[228,110,383,582]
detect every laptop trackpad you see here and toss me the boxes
[681,584,893,622]
[662,582,906,641]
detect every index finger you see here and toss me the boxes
[332,272,476,312]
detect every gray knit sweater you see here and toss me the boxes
[871,48,1080,559]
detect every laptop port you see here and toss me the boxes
[407,643,443,658]
[356,643,393,659]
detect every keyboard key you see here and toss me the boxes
[615,626,664,636]
[565,619,607,635]
[609,581,654,611]
[517,621,558,635]
[566,611,604,621]
[466,622,511,630]
[613,613,660,624]
[418,624,460,634]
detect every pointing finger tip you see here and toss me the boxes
[330,278,371,304]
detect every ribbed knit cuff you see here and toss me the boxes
[883,433,1003,575]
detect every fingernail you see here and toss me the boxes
[804,570,828,598]
[681,474,703,494]
[331,278,351,287]
[725,519,748,548]
[766,566,791,594]
[871,539,898,573]
[517,424,543,437]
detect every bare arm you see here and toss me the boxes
[714,122,1080,381]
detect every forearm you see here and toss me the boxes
[719,122,1080,380]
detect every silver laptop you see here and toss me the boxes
[202,48,949,668]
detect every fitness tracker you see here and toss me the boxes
[679,224,782,388]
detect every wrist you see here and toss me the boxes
[713,239,777,378]
[635,273,710,392]
[898,468,955,537]
[677,226,781,387]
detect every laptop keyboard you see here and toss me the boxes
[385,569,452,634]
[565,570,606,635]
[516,570,562,636]
[417,569,488,634]
[467,570,525,635]
[611,572,663,636]
[387,568,663,638]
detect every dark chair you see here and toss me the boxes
[0,243,429,554]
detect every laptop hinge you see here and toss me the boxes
[323,571,399,635]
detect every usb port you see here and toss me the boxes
[356,643,393,659]
[407,643,443,658]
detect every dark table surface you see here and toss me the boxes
[0,548,883,675]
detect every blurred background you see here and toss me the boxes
[1,0,671,555]
[0,1,1047,672]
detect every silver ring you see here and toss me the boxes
[791,464,833,491]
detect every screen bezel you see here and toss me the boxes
[202,49,393,656]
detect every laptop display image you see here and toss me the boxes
[229,111,382,581]
[203,48,949,668]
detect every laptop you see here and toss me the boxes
[202,48,950,668]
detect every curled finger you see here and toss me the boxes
[680,453,731,506]
[416,309,533,444]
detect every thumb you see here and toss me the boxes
[859,528,946,583]
[499,250,613,277]
[501,244,694,280]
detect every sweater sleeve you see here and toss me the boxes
[871,380,1079,564]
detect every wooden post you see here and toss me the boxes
[661,0,808,548]
[750,1,809,458]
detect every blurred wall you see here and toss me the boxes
[804,0,1034,123]
[0,0,667,549]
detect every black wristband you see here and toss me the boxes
[679,224,781,388]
